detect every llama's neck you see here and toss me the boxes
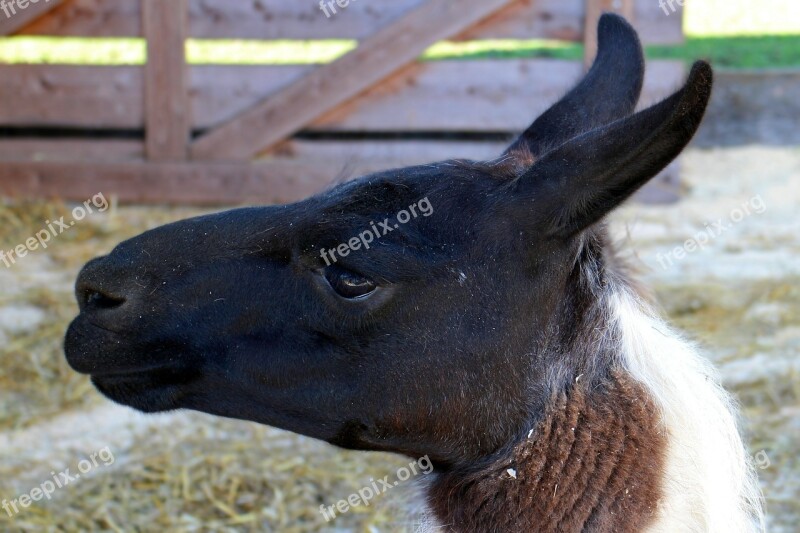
[427,369,666,532]
[416,283,763,532]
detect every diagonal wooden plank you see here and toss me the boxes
[190,0,513,161]
[0,0,63,35]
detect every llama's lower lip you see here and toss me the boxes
[90,371,186,413]
[65,316,183,379]
[89,363,175,380]
[64,316,135,375]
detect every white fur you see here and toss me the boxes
[609,287,765,533]
[387,473,444,532]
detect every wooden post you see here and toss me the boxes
[143,0,189,161]
[584,0,635,67]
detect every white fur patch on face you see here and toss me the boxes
[609,289,765,533]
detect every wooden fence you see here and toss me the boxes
[0,0,685,205]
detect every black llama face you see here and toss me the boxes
[65,15,712,467]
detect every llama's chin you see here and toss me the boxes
[90,367,192,413]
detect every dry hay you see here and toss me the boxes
[0,286,97,430]
[0,411,419,532]
[0,192,798,531]
[0,198,209,272]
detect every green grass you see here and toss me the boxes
[649,35,800,70]
[1,35,799,69]
[0,1,799,69]
[429,36,800,70]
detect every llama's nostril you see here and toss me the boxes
[81,287,126,311]
[76,256,128,312]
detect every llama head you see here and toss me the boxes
[65,15,712,467]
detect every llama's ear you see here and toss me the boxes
[510,61,713,238]
[504,13,644,161]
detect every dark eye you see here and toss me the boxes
[324,265,377,299]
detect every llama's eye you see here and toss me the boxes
[324,265,377,299]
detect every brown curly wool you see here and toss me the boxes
[429,371,667,532]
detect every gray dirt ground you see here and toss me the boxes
[0,145,798,531]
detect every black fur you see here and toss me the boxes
[65,13,712,515]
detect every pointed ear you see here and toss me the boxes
[505,13,644,161]
[510,61,713,238]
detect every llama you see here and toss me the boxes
[65,14,764,532]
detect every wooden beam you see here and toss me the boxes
[0,139,143,161]
[0,141,681,206]
[190,0,514,161]
[0,0,62,36]
[0,158,342,205]
[143,0,190,161]
[14,0,684,45]
[0,60,684,131]
[267,140,680,204]
[0,65,144,128]
[583,0,635,66]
